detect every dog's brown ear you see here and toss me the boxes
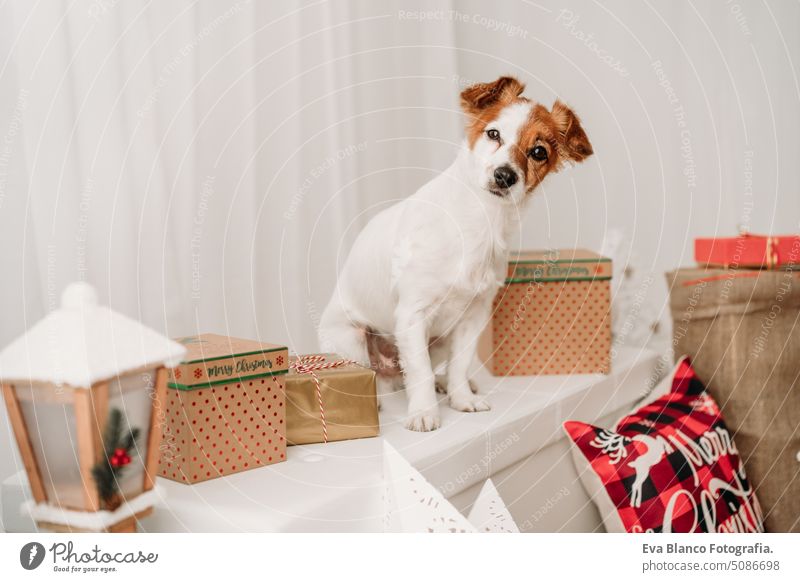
[550,100,593,163]
[461,76,525,113]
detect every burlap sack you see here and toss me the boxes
[667,268,800,532]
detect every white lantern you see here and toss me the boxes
[0,283,186,532]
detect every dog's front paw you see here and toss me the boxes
[404,409,441,432]
[449,393,490,413]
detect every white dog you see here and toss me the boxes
[319,76,593,431]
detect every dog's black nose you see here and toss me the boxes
[493,166,518,189]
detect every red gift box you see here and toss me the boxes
[695,234,800,269]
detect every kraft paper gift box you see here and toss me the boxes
[478,249,612,376]
[158,334,288,484]
[286,354,379,445]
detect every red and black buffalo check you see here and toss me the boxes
[564,357,764,533]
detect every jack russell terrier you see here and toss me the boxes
[319,76,593,431]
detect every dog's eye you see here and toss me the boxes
[486,129,500,141]
[529,145,548,161]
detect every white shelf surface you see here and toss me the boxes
[2,347,661,533]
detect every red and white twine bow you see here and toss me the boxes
[289,354,355,443]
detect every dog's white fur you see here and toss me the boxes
[319,80,589,431]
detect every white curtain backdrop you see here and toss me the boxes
[0,0,463,353]
[1,0,799,487]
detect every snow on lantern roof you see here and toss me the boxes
[0,282,186,388]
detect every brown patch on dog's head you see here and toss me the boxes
[513,100,593,192]
[460,76,528,146]
[550,100,593,162]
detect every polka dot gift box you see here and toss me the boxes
[478,249,612,376]
[158,334,288,484]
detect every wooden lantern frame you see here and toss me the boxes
[2,366,169,533]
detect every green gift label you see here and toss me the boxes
[506,252,612,284]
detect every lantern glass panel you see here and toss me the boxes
[15,382,84,510]
[107,368,155,499]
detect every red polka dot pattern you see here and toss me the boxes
[158,375,287,484]
[486,279,611,376]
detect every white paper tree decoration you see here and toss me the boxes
[383,442,519,533]
[467,479,520,533]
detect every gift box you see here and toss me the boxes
[286,354,379,445]
[695,233,800,269]
[667,267,800,532]
[158,334,288,484]
[478,249,612,376]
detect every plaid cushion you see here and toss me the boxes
[564,358,764,533]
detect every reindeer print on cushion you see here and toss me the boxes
[564,357,765,533]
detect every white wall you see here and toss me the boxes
[1,0,798,486]
[453,0,800,301]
